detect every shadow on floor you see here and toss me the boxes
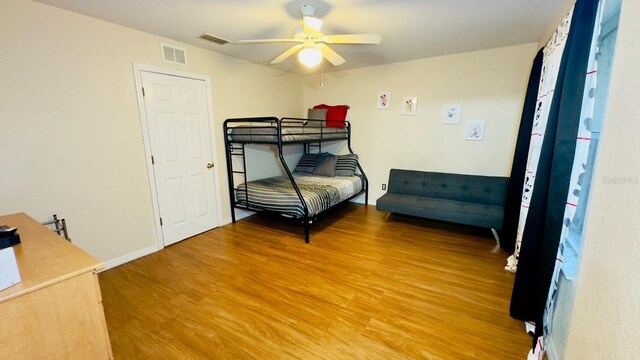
[237,201,366,240]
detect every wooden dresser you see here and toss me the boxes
[0,213,113,359]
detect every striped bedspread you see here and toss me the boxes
[236,173,363,218]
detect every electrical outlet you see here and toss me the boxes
[382,184,386,191]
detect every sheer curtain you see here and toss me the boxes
[499,49,542,254]
[503,12,573,273]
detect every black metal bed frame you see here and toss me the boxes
[223,116,369,243]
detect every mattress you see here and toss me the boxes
[235,173,363,217]
[227,124,347,143]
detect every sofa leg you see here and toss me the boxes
[490,228,501,253]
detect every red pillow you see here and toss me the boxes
[313,104,349,127]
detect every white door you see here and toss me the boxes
[141,71,219,246]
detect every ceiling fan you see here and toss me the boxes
[223,5,382,67]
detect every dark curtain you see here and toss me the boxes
[500,49,544,253]
[509,0,598,340]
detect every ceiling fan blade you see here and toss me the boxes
[320,34,382,44]
[319,44,345,66]
[234,38,301,44]
[271,44,304,64]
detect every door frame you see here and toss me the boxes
[133,63,223,250]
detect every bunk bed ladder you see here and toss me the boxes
[305,142,322,154]
[224,117,282,224]
[225,142,249,223]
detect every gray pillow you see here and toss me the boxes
[307,108,328,127]
[312,155,338,176]
[335,154,359,176]
[294,153,318,173]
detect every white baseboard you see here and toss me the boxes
[222,209,255,225]
[100,209,256,272]
[101,244,159,272]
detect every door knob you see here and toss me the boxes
[207,163,214,169]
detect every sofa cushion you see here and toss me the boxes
[387,169,508,206]
[377,193,505,229]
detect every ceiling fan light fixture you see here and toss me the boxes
[298,47,322,67]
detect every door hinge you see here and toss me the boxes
[160,217,163,226]
[151,155,155,165]
[142,87,146,97]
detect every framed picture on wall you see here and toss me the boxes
[442,103,461,124]
[377,91,391,109]
[464,120,485,140]
[401,97,418,115]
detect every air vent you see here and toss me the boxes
[199,33,230,45]
[161,43,187,65]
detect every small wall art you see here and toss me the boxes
[442,103,461,124]
[377,91,391,109]
[401,96,418,115]
[464,120,485,140]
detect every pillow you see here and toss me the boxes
[335,154,359,176]
[294,153,318,173]
[312,155,338,177]
[313,104,349,127]
[307,108,328,127]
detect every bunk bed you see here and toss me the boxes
[223,116,368,243]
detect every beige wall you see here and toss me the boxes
[0,0,302,263]
[302,43,538,204]
[563,0,640,358]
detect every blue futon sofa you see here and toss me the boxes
[376,169,509,240]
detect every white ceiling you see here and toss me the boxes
[35,0,571,74]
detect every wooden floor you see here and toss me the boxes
[100,204,530,359]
